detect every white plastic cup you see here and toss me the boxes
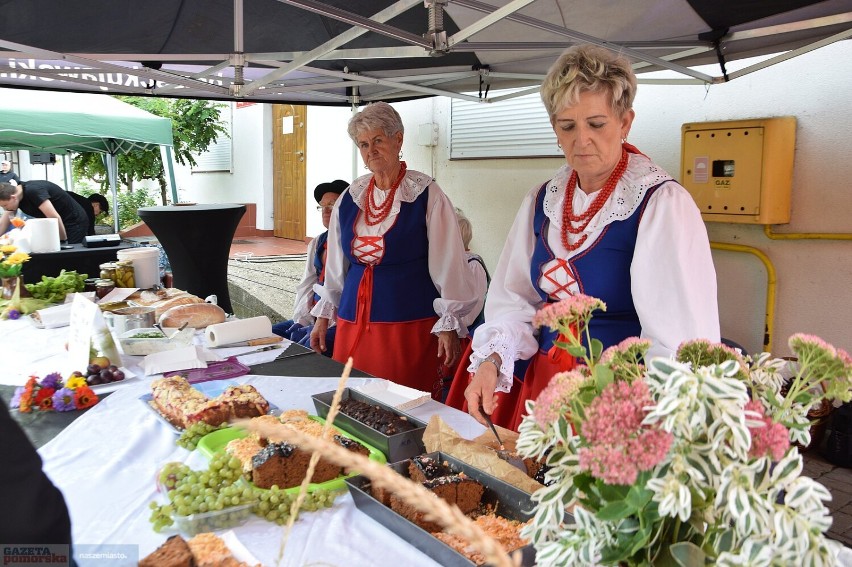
[117,247,160,289]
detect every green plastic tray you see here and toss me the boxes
[196,416,386,494]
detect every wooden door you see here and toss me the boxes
[272,104,307,240]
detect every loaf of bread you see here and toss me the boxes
[132,288,205,318]
[159,303,226,328]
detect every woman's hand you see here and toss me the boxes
[436,330,460,368]
[465,354,501,426]
[310,318,330,354]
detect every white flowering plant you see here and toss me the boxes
[515,294,852,566]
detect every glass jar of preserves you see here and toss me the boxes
[114,260,136,288]
[99,262,118,283]
[95,279,116,300]
[83,278,100,293]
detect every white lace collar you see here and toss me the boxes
[542,153,674,233]
[348,168,432,214]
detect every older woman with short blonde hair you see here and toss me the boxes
[311,102,477,397]
[456,45,720,429]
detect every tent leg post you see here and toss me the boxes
[160,146,178,204]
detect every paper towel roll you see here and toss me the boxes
[205,316,273,347]
[27,218,61,253]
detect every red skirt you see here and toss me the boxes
[333,317,444,397]
[445,343,575,431]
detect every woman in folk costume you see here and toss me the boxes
[460,45,720,430]
[310,102,477,397]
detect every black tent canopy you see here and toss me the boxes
[0,0,850,105]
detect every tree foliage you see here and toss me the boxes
[72,96,229,205]
[77,186,157,232]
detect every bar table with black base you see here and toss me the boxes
[138,204,245,313]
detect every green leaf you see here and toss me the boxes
[626,485,654,509]
[628,523,653,556]
[567,344,587,357]
[599,482,630,503]
[573,473,594,494]
[597,500,632,521]
[670,542,706,567]
[593,365,614,390]
[714,528,734,553]
[590,338,603,359]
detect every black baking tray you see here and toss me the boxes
[345,452,538,567]
[311,388,427,462]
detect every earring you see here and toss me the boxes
[621,137,627,143]
[557,143,562,149]
[398,151,403,160]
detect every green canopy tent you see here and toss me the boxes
[0,87,175,233]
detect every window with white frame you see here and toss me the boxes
[450,90,561,159]
[192,103,233,172]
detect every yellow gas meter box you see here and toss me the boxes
[680,117,796,224]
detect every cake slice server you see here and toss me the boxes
[479,404,526,472]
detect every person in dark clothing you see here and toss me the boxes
[0,160,19,184]
[0,399,73,545]
[88,193,109,217]
[0,180,89,243]
[67,192,96,236]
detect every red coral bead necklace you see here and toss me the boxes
[561,149,629,252]
[365,161,407,226]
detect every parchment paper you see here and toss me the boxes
[421,414,542,494]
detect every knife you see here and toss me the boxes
[237,344,284,356]
[214,336,284,348]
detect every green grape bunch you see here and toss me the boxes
[148,451,344,533]
[177,421,227,451]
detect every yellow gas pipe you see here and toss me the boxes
[763,225,852,241]
[712,226,852,352]
[709,242,776,353]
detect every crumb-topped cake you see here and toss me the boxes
[381,455,485,532]
[140,533,260,567]
[225,413,369,489]
[139,535,194,567]
[432,514,532,565]
[149,376,269,429]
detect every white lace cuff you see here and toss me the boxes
[468,337,517,393]
[431,312,468,338]
[309,298,337,321]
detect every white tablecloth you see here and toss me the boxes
[1,318,488,566]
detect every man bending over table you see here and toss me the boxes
[0,180,90,244]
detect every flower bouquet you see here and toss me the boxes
[9,372,99,413]
[516,294,852,566]
[0,242,29,278]
[0,242,51,319]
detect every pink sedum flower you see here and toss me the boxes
[788,333,852,403]
[533,370,588,428]
[600,337,651,365]
[532,295,606,330]
[578,380,673,485]
[745,400,789,461]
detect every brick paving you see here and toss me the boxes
[803,450,852,546]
